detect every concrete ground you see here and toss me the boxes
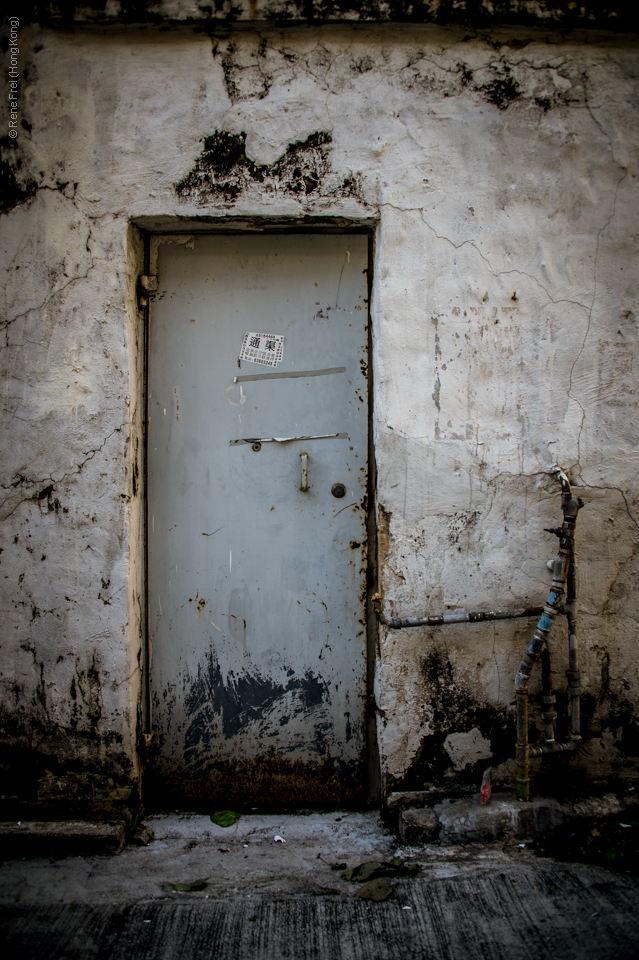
[1,811,638,959]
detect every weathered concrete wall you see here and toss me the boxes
[16,1,639,31]
[1,18,638,811]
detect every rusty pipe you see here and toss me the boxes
[515,473,581,694]
[515,467,583,801]
[541,647,556,746]
[515,690,530,800]
[375,606,543,630]
[529,740,580,757]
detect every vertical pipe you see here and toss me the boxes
[565,552,581,741]
[514,467,582,800]
[516,691,530,801]
[541,647,556,745]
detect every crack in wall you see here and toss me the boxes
[1,189,100,346]
[566,72,631,476]
[0,422,127,521]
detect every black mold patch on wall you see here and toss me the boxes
[385,646,515,795]
[580,649,639,762]
[14,0,639,29]
[388,639,639,800]
[476,64,522,109]
[174,130,361,205]
[0,716,136,820]
[221,38,274,103]
[263,1,639,30]
[0,138,37,215]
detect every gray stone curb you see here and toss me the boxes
[396,791,639,845]
[0,820,126,858]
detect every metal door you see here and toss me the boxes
[147,233,369,806]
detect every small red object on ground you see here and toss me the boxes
[480,767,492,805]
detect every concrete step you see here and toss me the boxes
[397,791,639,845]
[0,820,126,858]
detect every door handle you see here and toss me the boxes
[300,452,308,491]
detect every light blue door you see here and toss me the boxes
[147,233,369,805]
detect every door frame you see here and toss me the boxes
[135,218,380,807]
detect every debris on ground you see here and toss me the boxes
[128,816,154,847]
[356,878,394,901]
[317,853,346,869]
[342,861,379,883]
[171,878,208,892]
[342,858,420,883]
[274,835,285,843]
[313,887,339,896]
[210,811,240,828]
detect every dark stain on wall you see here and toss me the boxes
[147,749,363,809]
[476,64,522,109]
[377,505,392,569]
[388,640,639,800]
[380,645,511,800]
[0,138,37,215]
[578,648,639,766]
[16,1,639,30]
[220,38,273,103]
[261,1,639,30]
[0,635,136,820]
[174,130,361,205]
[385,646,514,795]
[0,714,135,820]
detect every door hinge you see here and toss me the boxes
[138,275,158,309]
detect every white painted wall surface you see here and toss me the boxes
[1,22,637,805]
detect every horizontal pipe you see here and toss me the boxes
[378,607,544,630]
[529,740,580,758]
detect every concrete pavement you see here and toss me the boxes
[1,811,638,959]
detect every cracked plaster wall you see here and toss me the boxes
[1,20,638,809]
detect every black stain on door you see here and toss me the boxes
[181,652,330,771]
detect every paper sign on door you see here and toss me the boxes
[239,332,285,368]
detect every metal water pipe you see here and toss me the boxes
[514,467,583,800]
